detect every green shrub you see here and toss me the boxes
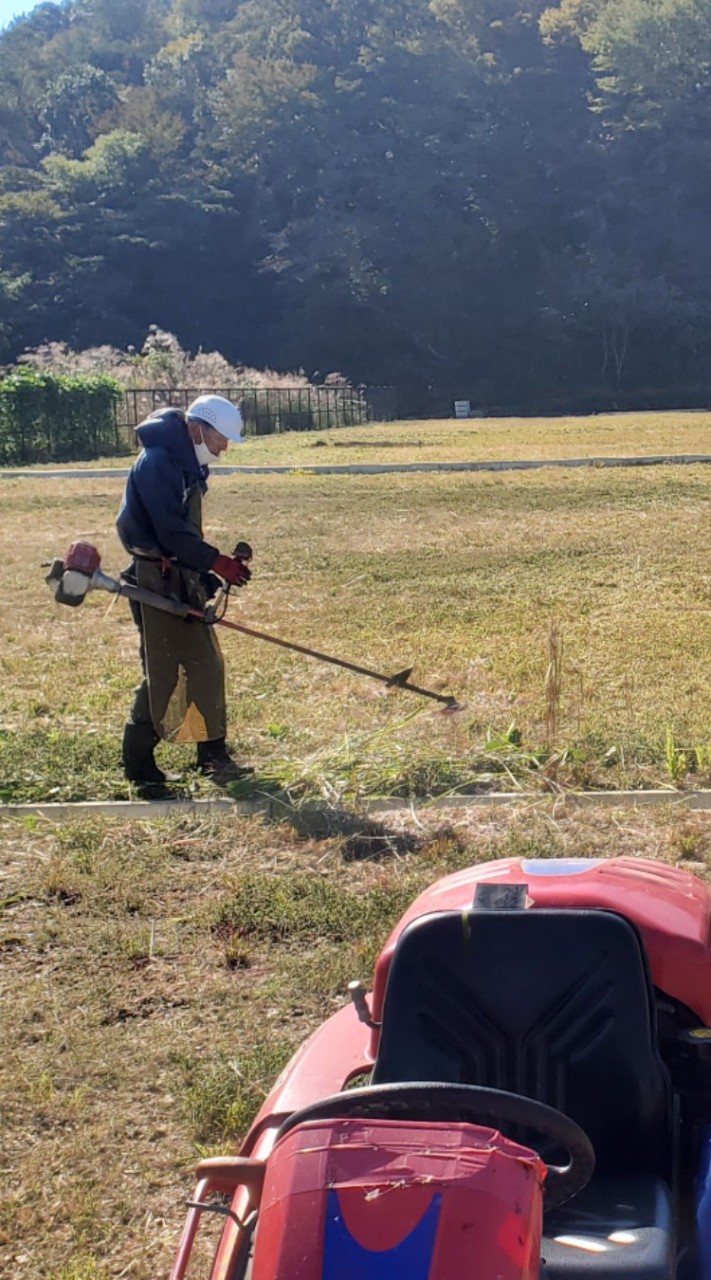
[0,366,123,464]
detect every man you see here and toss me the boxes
[116,394,252,794]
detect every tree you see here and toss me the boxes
[542,0,711,127]
[0,0,709,402]
[38,66,118,157]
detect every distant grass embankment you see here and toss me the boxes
[4,408,711,471]
[230,409,711,469]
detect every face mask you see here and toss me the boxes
[193,438,214,467]
[192,424,217,468]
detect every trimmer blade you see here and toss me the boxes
[439,698,467,714]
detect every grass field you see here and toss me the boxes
[2,801,711,1280]
[230,407,711,467]
[3,412,711,800]
[10,407,711,470]
[4,410,711,1277]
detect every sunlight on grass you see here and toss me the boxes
[8,416,711,1278]
[5,440,711,797]
[3,803,711,1277]
[9,408,711,470]
[0,808,475,1277]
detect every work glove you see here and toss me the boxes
[213,552,252,587]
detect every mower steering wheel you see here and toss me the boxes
[275,1081,594,1209]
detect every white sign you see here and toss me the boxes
[454,400,471,418]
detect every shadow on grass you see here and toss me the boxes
[292,807,422,862]
[218,774,424,860]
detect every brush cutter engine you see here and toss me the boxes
[46,541,119,607]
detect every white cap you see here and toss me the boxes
[186,394,245,443]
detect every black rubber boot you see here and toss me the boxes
[197,738,254,783]
[122,722,167,794]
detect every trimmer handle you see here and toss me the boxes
[232,540,253,563]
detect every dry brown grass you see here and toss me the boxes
[226,408,711,468]
[5,414,711,1275]
[4,452,711,798]
[2,802,711,1279]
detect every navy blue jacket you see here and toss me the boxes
[116,409,219,572]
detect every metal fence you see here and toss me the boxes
[116,384,395,441]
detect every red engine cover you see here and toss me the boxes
[251,1118,544,1280]
[64,541,101,575]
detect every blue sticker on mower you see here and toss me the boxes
[323,1189,442,1278]
[522,859,602,877]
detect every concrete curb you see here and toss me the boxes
[4,454,711,481]
[1,788,709,822]
[0,797,269,821]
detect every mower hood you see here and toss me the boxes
[251,1117,545,1280]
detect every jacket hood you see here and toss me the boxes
[136,409,206,482]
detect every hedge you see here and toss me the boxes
[0,367,124,465]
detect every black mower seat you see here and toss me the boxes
[372,907,675,1278]
[541,1175,673,1280]
[372,907,672,1178]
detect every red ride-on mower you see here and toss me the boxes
[169,857,711,1280]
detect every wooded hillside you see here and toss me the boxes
[1,0,710,406]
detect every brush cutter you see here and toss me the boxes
[46,542,463,712]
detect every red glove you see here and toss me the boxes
[213,553,252,587]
